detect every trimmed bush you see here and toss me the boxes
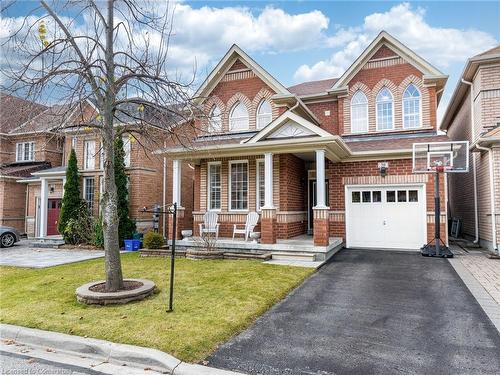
[62,202,93,245]
[91,217,104,248]
[143,231,164,249]
[58,148,82,239]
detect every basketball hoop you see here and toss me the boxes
[412,141,470,258]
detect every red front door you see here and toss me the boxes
[47,199,62,235]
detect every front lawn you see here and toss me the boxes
[0,253,313,362]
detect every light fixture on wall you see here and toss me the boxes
[378,162,389,178]
[49,184,55,193]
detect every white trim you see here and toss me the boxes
[228,160,249,211]
[375,87,395,131]
[331,31,445,91]
[207,161,222,211]
[402,84,423,129]
[246,111,332,144]
[256,99,272,130]
[229,101,249,131]
[255,159,265,211]
[16,141,35,162]
[350,91,369,133]
[194,44,290,103]
[172,160,182,207]
[83,140,96,170]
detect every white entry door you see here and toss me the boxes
[346,185,426,249]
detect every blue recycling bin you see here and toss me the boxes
[124,240,134,251]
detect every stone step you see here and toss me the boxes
[30,239,65,248]
[271,252,316,262]
[224,252,272,260]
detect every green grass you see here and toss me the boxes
[0,253,313,362]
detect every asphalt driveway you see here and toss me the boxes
[207,249,500,375]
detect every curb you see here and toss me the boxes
[0,324,244,375]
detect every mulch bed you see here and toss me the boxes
[89,280,143,293]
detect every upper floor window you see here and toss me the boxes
[123,136,131,167]
[71,137,77,149]
[350,91,368,133]
[229,102,249,131]
[83,140,95,170]
[257,100,272,129]
[403,84,421,128]
[208,105,222,133]
[16,142,34,162]
[376,87,394,131]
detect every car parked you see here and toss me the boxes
[0,226,21,248]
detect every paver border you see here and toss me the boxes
[448,257,500,333]
[0,324,244,375]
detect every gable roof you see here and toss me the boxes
[440,44,500,131]
[330,31,447,92]
[193,44,291,103]
[288,78,338,96]
[245,111,332,144]
[0,93,48,134]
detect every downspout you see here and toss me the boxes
[462,78,480,244]
[162,140,167,239]
[475,143,498,253]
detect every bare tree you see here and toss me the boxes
[1,0,198,291]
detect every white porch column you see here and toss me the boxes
[172,159,182,207]
[315,149,327,208]
[263,152,274,208]
[39,178,48,238]
[62,177,67,198]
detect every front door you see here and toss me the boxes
[308,179,329,233]
[46,198,62,236]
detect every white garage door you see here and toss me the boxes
[346,185,426,249]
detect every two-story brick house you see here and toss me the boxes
[441,46,500,253]
[162,31,450,253]
[1,97,194,239]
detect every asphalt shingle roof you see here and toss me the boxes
[0,93,48,133]
[287,78,338,96]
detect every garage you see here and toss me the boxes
[345,185,427,249]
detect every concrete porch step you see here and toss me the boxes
[30,238,65,248]
[271,252,316,262]
[224,252,272,260]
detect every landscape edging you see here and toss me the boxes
[0,323,243,375]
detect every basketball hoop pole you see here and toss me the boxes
[434,170,441,256]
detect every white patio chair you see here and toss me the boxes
[232,212,259,241]
[199,211,220,239]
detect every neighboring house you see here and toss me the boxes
[1,96,194,239]
[161,31,450,250]
[441,46,500,253]
[0,93,62,232]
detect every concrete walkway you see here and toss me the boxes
[207,249,500,375]
[0,241,104,268]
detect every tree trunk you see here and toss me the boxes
[102,0,124,292]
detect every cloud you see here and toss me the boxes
[293,2,497,82]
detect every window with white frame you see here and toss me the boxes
[208,105,222,133]
[71,137,77,149]
[376,87,394,130]
[83,140,96,170]
[123,136,131,167]
[99,143,104,169]
[229,102,249,131]
[83,177,95,213]
[256,160,265,210]
[16,142,34,162]
[208,163,221,210]
[350,91,368,133]
[403,84,421,128]
[257,100,272,129]
[229,161,248,210]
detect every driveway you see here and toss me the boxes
[0,241,104,268]
[207,249,500,375]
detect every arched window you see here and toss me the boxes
[229,102,249,131]
[403,84,421,128]
[350,91,368,133]
[208,105,222,133]
[257,100,272,129]
[376,87,394,130]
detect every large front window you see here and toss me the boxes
[376,87,394,130]
[208,163,221,210]
[229,102,249,131]
[229,161,248,210]
[83,177,95,213]
[256,160,265,210]
[350,91,368,133]
[403,84,421,128]
[84,140,96,170]
[16,142,34,162]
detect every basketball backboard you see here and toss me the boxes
[412,141,469,173]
